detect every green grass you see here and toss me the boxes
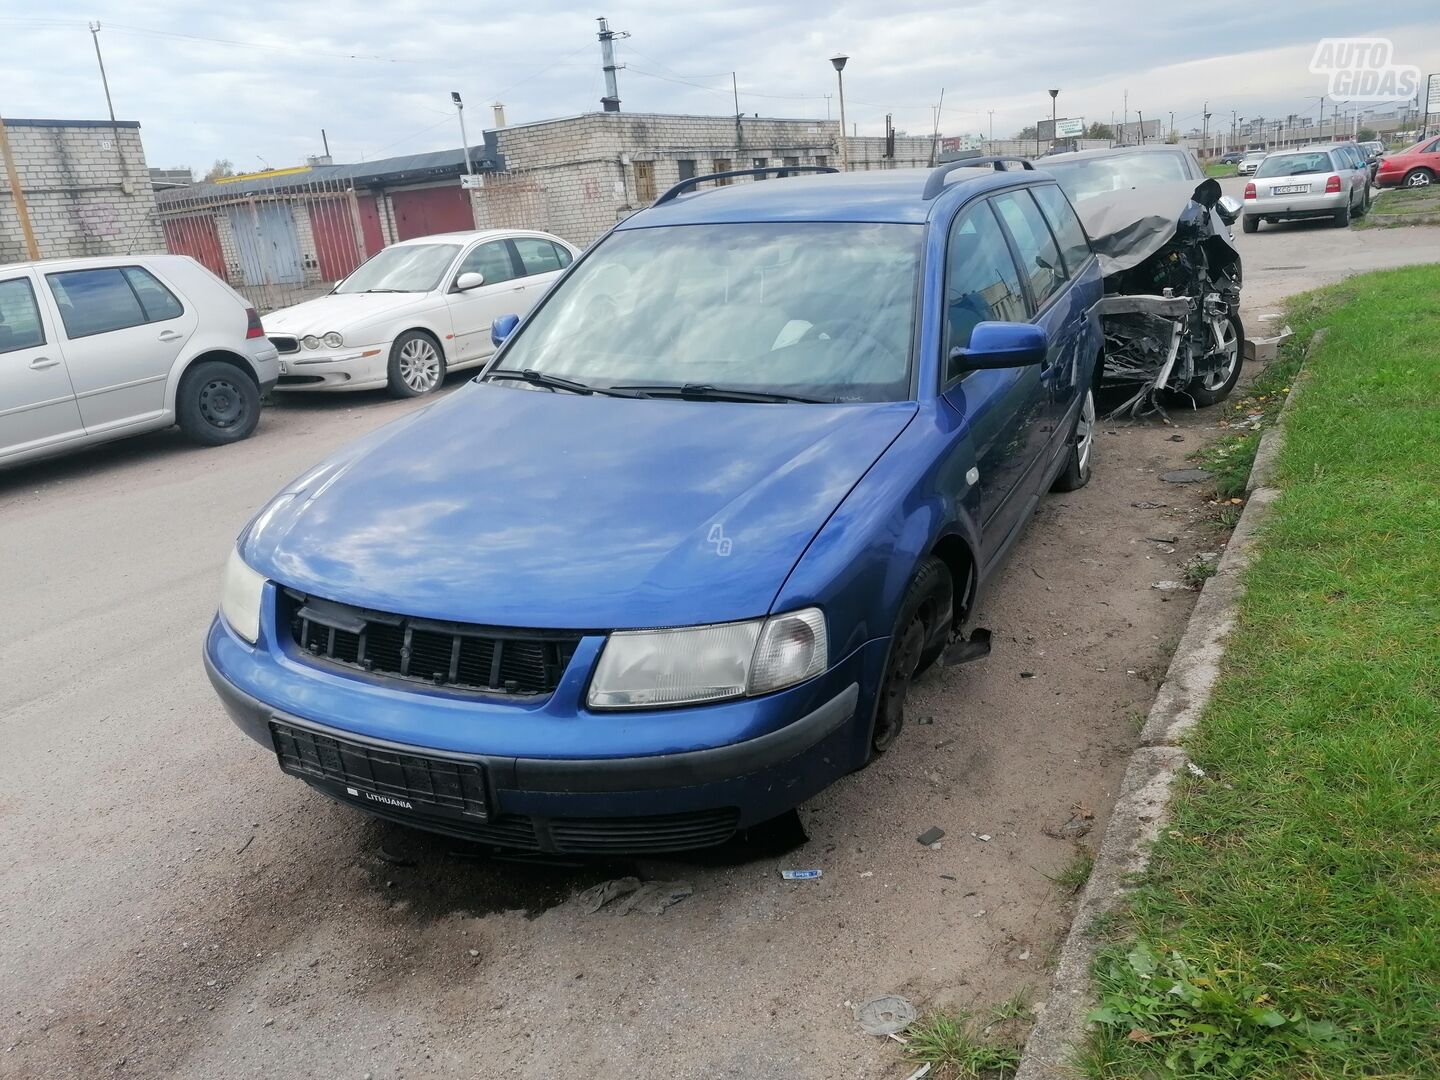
[1355,185,1440,229]
[1052,847,1096,894]
[906,1011,1023,1078]
[1205,163,1239,179]
[1082,264,1440,1079]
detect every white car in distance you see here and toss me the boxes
[263,230,579,397]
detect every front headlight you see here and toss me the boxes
[301,334,321,351]
[219,547,267,644]
[587,608,827,710]
[323,331,344,348]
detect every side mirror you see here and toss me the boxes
[1216,195,1242,225]
[951,322,1047,371]
[455,272,485,291]
[491,313,520,348]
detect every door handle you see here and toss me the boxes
[158,331,184,342]
[29,356,60,370]
[509,285,527,292]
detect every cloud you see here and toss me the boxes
[1,1,1436,170]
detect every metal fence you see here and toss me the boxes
[155,175,387,313]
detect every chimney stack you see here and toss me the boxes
[492,102,507,128]
[597,17,625,112]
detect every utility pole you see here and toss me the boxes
[928,88,944,167]
[1169,110,1175,143]
[596,17,627,112]
[1202,102,1211,157]
[823,93,832,122]
[830,54,850,171]
[987,109,995,145]
[1318,96,1325,142]
[732,72,743,154]
[1048,88,1059,151]
[1137,110,1145,144]
[1122,89,1128,144]
[0,111,40,259]
[88,22,133,193]
[451,93,472,176]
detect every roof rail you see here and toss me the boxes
[922,156,1035,200]
[653,165,839,205]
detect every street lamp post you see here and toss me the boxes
[830,54,850,171]
[451,91,479,229]
[1049,88,1059,150]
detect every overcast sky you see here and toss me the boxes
[2,3,1437,173]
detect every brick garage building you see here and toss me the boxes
[475,111,938,244]
[0,118,164,264]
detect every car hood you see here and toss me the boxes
[1076,179,1237,277]
[262,292,430,337]
[242,384,917,629]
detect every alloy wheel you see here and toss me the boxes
[399,338,442,393]
[1405,170,1432,188]
[1076,388,1096,473]
[1202,317,1240,391]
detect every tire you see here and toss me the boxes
[1333,202,1351,227]
[1185,312,1245,407]
[1403,168,1434,189]
[868,557,952,760]
[1358,185,1371,215]
[387,331,447,398]
[176,360,261,446]
[1051,386,1096,492]
[1242,214,1259,234]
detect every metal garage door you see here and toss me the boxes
[226,202,303,285]
[391,186,474,240]
[307,198,362,282]
[162,215,225,279]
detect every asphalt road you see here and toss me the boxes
[2,217,1435,1080]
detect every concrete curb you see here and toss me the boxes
[1012,331,1323,1079]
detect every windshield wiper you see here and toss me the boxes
[486,368,644,398]
[360,288,412,293]
[610,382,832,404]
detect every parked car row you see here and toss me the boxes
[1242,143,1373,231]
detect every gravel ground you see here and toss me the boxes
[2,219,1434,1080]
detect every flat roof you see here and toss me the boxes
[2,118,142,129]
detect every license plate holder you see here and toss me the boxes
[269,720,489,822]
[1272,184,1309,195]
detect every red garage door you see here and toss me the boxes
[307,198,361,282]
[162,215,225,279]
[391,186,474,240]
[356,193,384,257]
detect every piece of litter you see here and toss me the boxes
[903,1064,933,1080]
[1168,434,1185,442]
[1186,761,1207,778]
[859,871,874,878]
[576,876,641,914]
[1152,580,1190,591]
[853,995,917,1036]
[972,909,986,918]
[916,826,946,846]
[1146,536,1178,545]
[1131,500,1167,509]
[1019,949,1031,961]
[977,834,992,842]
[780,868,821,881]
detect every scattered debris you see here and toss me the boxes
[1019,671,1036,679]
[972,909,987,918]
[1162,469,1213,484]
[915,715,934,726]
[780,868,822,881]
[1186,761,1208,778]
[234,835,255,856]
[903,1064,934,1080]
[1019,949,1031,961]
[859,871,874,878]
[976,833,992,842]
[1145,535,1179,545]
[916,827,946,846]
[854,995,917,1036]
[1131,500,1167,509]
[1167,433,1185,442]
[1043,804,1095,840]
[576,877,695,914]
[1152,580,1191,591]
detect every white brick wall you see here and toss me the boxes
[0,121,164,263]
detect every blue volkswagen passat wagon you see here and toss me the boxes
[205,160,1104,854]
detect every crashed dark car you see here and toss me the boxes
[1039,148,1244,416]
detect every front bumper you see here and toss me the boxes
[203,604,885,851]
[272,344,389,392]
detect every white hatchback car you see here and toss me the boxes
[263,229,579,397]
[1,254,279,469]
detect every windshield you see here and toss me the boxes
[1255,152,1333,178]
[1041,151,1195,201]
[334,244,460,294]
[488,222,922,403]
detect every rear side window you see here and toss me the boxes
[0,277,45,354]
[47,268,147,338]
[944,202,1028,382]
[992,190,1066,309]
[122,267,184,322]
[513,237,569,276]
[1031,185,1092,278]
[456,240,517,287]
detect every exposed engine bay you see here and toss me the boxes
[1076,178,1244,417]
